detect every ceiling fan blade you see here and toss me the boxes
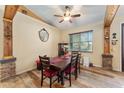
[54,15,63,17]
[71,14,81,17]
[59,19,64,23]
[69,19,72,23]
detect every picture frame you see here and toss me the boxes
[38,28,49,42]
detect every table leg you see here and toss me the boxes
[61,71,64,85]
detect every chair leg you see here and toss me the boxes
[75,68,78,80]
[50,77,52,88]
[79,63,80,74]
[69,73,71,87]
[57,72,60,83]
[58,76,60,83]
[60,71,64,85]
[41,73,43,86]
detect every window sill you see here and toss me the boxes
[70,50,93,53]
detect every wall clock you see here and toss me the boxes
[39,28,49,42]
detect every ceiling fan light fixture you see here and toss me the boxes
[54,6,81,23]
[64,16,70,21]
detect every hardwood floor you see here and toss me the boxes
[1,67,124,88]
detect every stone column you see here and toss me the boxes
[3,19,13,57]
[102,54,113,70]
[0,19,15,81]
[102,27,113,70]
[0,58,16,81]
[0,5,19,81]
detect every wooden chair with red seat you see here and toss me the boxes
[64,53,78,86]
[77,53,81,74]
[39,56,60,88]
[72,51,81,74]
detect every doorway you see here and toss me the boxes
[122,23,124,71]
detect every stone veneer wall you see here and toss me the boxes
[0,58,16,81]
[102,54,113,70]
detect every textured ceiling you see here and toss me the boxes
[25,5,106,30]
[1,5,124,30]
[115,5,124,18]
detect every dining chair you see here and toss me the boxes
[77,53,81,74]
[72,51,81,74]
[64,53,78,86]
[39,56,60,88]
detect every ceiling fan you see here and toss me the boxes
[54,6,81,23]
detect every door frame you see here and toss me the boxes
[121,23,124,71]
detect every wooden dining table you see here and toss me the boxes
[50,56,71,85]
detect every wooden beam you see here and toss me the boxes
[3,18,13,23]
[3,20,13,56]
[104,27,110,54]
[3,5,19,57]
[103,5,119,54]
[4,5,19,20]
[17,5,53,26]
[104,5,120,27]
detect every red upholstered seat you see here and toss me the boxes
[65,66,76,75]
[43,69,58,78]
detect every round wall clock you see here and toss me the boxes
[39,28,49,42]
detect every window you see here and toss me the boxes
[69,31,93,52]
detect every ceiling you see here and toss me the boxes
[25,5,106,30]
[115,5,124,18]
[1,5,124,30]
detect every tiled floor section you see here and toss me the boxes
[1,67,124,88]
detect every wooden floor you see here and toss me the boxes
[1,67,124,88]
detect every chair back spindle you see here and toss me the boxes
[77,54,81,63]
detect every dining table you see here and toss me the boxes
[50,56,71,85]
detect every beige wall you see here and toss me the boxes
[110,16,124,71]
[13,12,61,74]
[61,22,104,67]
[0,7,4,58]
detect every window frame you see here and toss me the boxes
[69,30,93,53]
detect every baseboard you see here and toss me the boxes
[94,64,121,72]
[16,66,36,75]
[113,68,121,72]
[93,64,102,67]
